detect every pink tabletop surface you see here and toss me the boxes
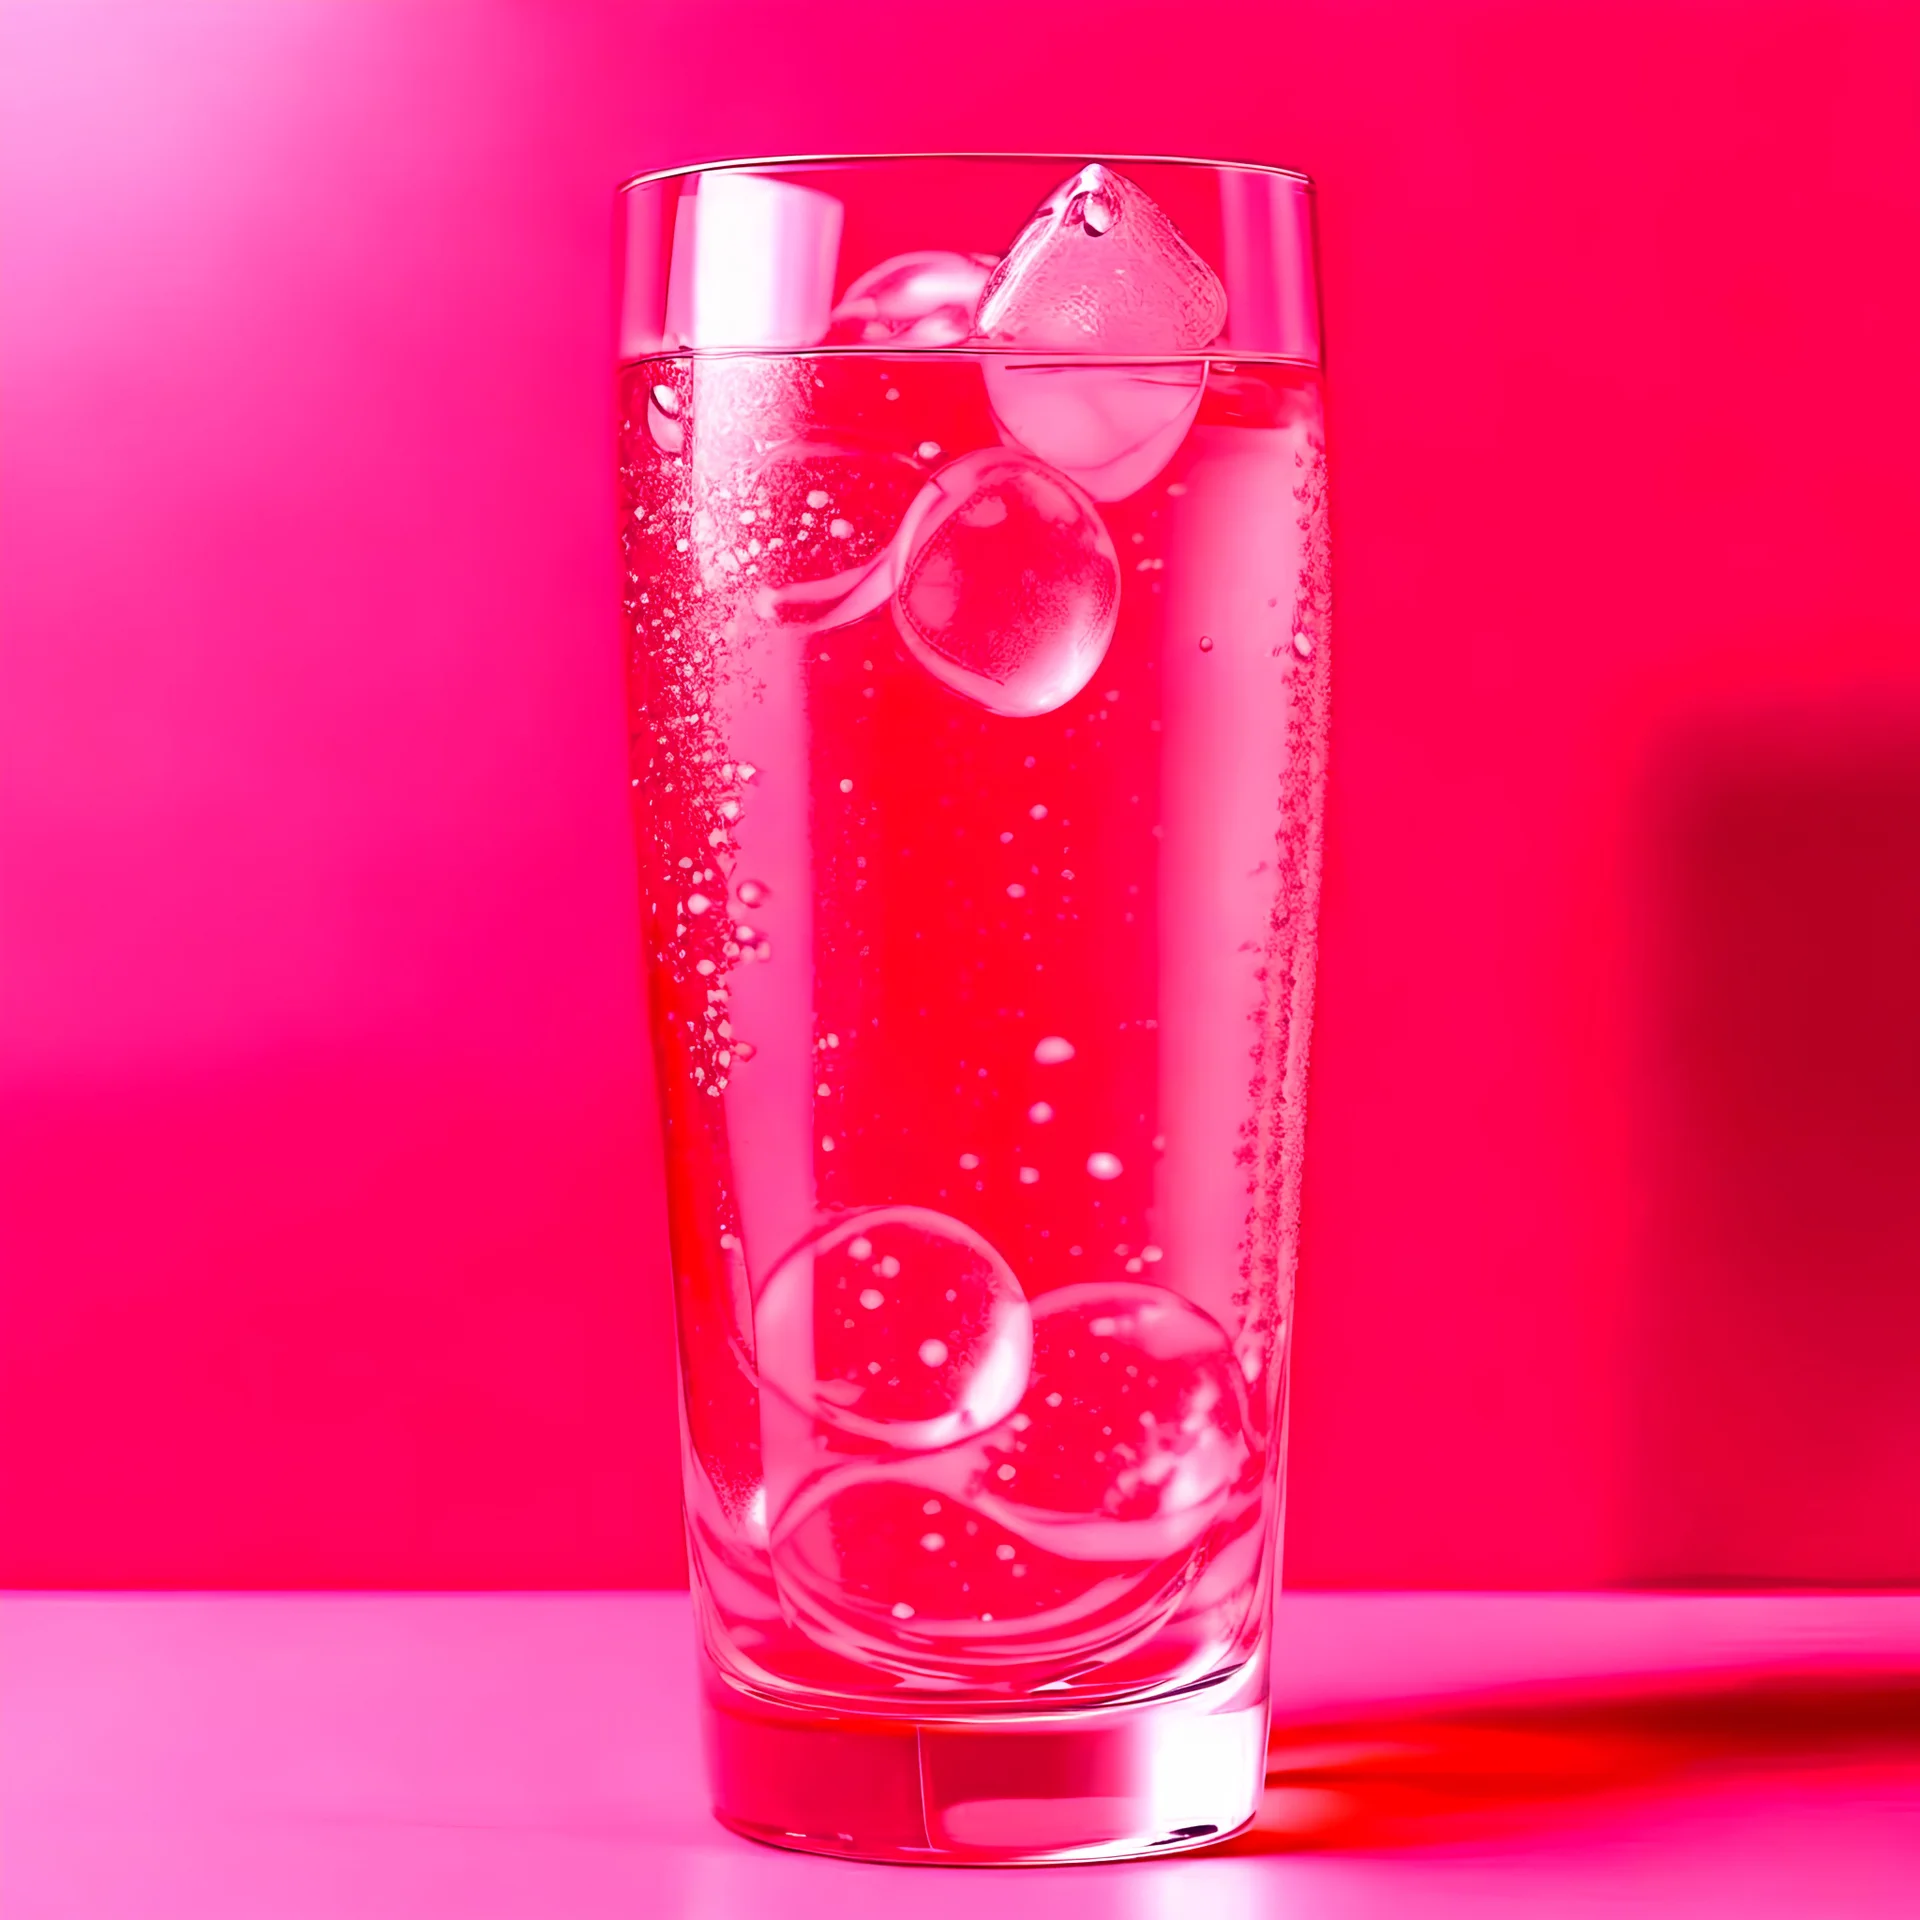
[5,1592,1918,1917]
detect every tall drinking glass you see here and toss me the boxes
[616,154,1329,1864]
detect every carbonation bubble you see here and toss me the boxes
[754,1206,1032,1449]
[646,383,685,455]
[890,448,1120,717]
[976,1282,1253,1561]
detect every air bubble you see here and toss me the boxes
[1033,1036,1076,1065]
[1086,1152,1123,1181]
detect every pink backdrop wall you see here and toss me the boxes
[5,1,1919,1591]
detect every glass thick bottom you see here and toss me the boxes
[702,1656,1269,1865]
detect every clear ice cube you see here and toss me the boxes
[770,1460,1199,1679]
[975,1281,1253,1561]
[891,447,1120,716]
[983,359,1204,501]
[754,1205,1032,1449]
[973,164,1228,353]
[829,250,998,347]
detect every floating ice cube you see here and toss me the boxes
[770,1461,1200,1679]
[828,250,998,347]
[754,447,1120,716]
[754,1206,1031,1449]
[982,358,1204,501]
[974,164,1227,353]
[975,1281,1252,1561]
[890,447,1120,715]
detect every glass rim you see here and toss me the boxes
[617,151,1314,195]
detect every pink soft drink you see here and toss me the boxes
[617,157,1329,1864]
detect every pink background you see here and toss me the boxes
[4,1,1918,1592]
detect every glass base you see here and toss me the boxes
[702,1658,1268,1865]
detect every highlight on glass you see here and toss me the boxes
[616,153,1330,1864]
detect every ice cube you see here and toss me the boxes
[829,250,998,347]
[770,1460,1199,1679]
[982,358,1204,501]
[890,447,1120,716]
[975,1281,1253,1561]
[974,164,1227,353]
[754,1206,1031,1449]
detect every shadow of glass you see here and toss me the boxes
[1629,707,1920,1586]
[1211,1663,1920,1854]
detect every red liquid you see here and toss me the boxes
[620,351,1329,1718]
